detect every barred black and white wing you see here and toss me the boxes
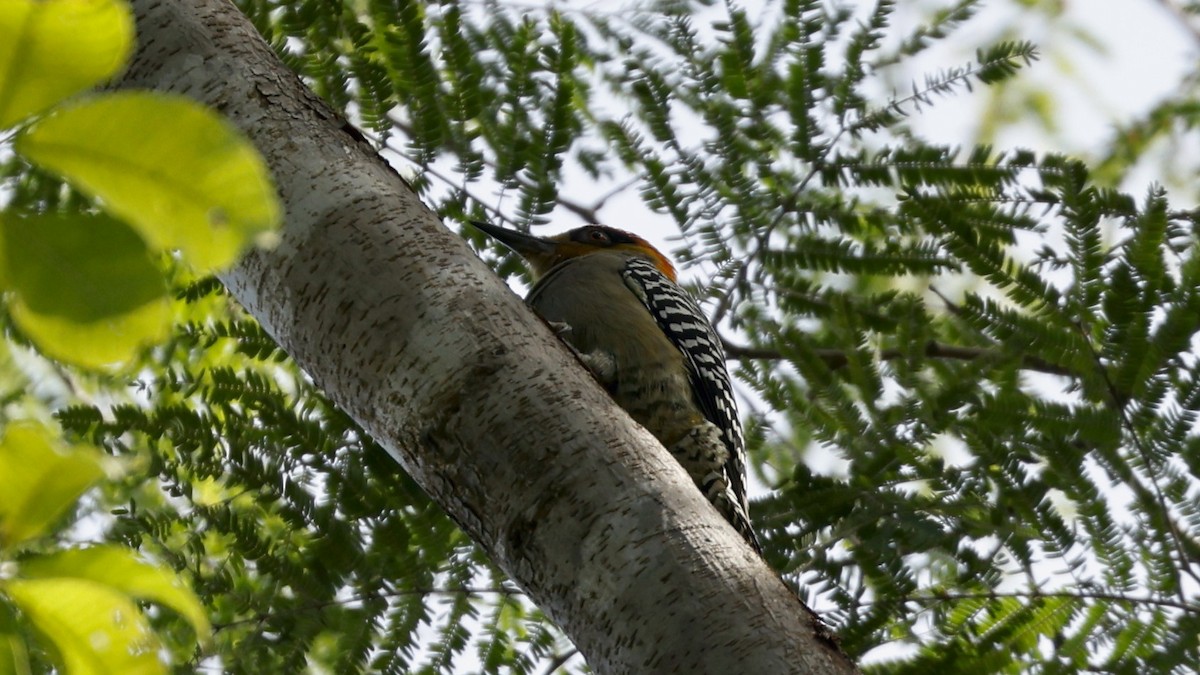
[620,256,759,551]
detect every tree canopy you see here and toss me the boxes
[3,0,1200,672]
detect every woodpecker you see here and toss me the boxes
[472,221,760,552]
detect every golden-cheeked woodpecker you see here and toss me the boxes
[472,222,760,552]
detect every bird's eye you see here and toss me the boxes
[589,229,610,244]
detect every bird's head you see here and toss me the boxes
[471,222,677,281]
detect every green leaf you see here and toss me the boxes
[3,578,162,675]
[9,300,169,371]
[0,600,30,675]
[20,547,212,646]
[0,212,170,369]
[0,213,165,320]
[0,423,105,550]
[15,91,281,270]
[0,0,134,129]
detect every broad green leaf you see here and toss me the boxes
[0,213,165,320]
[0,423,105,550]
[9,301,169,371]
[16,92,281,270]
[0,639,22,675]
[20,547,211,646]
[0,212,170,369]
[0,0,134,129]
[4,579,161,675]
[0,600,29,675]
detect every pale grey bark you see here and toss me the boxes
[116,1,857,673]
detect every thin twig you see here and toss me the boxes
[722,338,1076,377]
[864,589,1200,615]
[211,585,522,632]
[539,648,580,675]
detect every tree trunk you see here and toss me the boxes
[116,1,857,672]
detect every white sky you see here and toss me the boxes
[904,0,1197,159]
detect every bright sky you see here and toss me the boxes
[905,0,1197,155]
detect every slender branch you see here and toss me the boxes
[1074,316,1200,599]
[211,585,524,632]
[722,338,1076,377]
[380,113,634,228]
[540,648,581,675]
[866,589,1200,615]
[552,176,643,225]
[848,46,1039,135]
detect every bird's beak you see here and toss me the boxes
[470,221,557,257]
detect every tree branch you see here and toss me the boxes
[723,339,1077,377]
[880,589,1200,615]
